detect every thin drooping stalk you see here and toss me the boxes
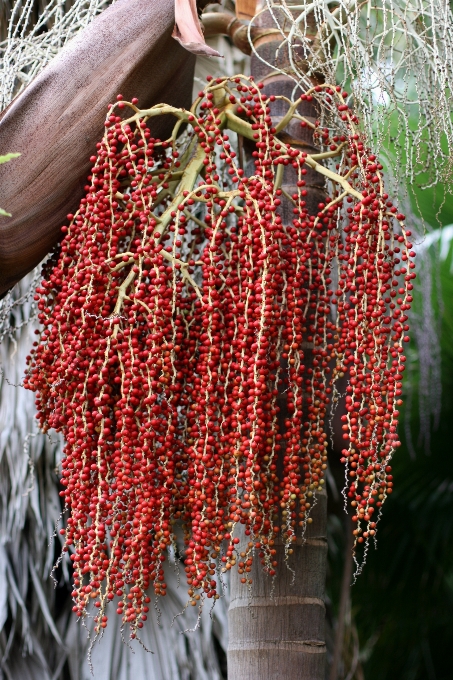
[228,7,328,679]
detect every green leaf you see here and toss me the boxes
[0,152,20,165]
[0,152,20,217]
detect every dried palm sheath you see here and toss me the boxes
[0,0,199,296]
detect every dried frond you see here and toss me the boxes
[0,0,116,109]
[250,0,453,190]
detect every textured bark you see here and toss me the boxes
[0,0,196,296]
[329,515,354,680]
[228,497,327,680]
[227,7,328,679]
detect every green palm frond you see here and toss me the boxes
[0,152,20,164]
[0,152,20,216]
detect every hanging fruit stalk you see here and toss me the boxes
[24,75,414,658]
[227,8,330,679]
[228,3,414,674]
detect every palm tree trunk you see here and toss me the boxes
[227,6,329,679]
[329,514,354,680]
[228,500,327,679]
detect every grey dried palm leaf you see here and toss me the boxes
[0,274,228,678]
[252,0,453,191]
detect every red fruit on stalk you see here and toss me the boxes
[24,76,414,638]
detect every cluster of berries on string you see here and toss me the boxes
[24,75,415,640]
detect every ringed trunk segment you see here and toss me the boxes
[228,7,328,680]
[0,0,195,297]
[228,497,327,679]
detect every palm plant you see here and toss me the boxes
[1,2,452,680]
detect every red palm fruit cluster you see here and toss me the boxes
[24,76,415,639]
